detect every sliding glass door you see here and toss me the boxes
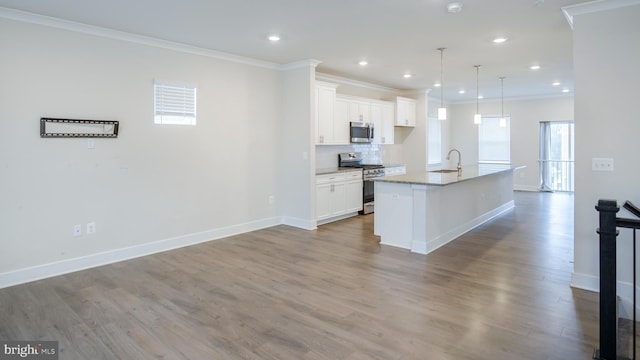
[539,121,575,192]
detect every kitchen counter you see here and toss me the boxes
[316,167,363,175]
[374,164,521,255]
[375,164,522,186]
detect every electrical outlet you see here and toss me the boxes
[592,158,614,172]
[268,195,275,205]
[87,222,96,234]
[73,224,82,237]
[87,139,95,149]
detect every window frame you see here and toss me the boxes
[153,81,197,125]
[478,115,511,164]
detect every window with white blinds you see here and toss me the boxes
[154,82,197,125]
[478,116,510,164]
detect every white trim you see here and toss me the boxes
[616,281,640,320]
[447,92,574,105]
[571,272,600,292]
[0,216,282,289]
[571,273,640,320]
[513,184,540,192]
[282,216,317,230]
[280,59,322,70]
[316,212,360,226]
[413,200,515,254]
[0,6,280,70]
[562,0,640,29]
[316,72,400,93]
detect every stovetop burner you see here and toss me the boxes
[338,152,383,169]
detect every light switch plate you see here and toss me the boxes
[592,158,614,172]
[87,222,96,234]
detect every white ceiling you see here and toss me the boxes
[0,0,590,102]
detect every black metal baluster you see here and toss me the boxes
[596,199,620,360]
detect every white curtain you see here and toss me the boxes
[539,122,553,192]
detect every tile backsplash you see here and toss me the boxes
[316,144,384,169]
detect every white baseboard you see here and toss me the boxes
[571,272,640,320]
[282,216,317,230]
[420,200,515,255]
[616,281,640,320]
[0,216,282,289]
[316,212,359,226]
[513,184,539,192]
[570,272,599,293]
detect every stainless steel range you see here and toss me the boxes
[338,152,385,214]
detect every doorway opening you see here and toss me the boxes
[539,121,575,192]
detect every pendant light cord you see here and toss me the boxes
[439,48,445,108]
[475,65,480,114]
[500,77,504,119]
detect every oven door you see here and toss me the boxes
[361,179,375,214]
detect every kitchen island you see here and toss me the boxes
[374,164,521,254]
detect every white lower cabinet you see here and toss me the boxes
[384,165,407,176]
[316,170,363,223]
[345,171,364,213]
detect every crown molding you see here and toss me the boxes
[562,0,640,29]
[315,72,400,93]
[446,92,574,105]
[0,6,281,70]
[279,59,322,70]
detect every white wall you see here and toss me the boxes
[449,97,574,190]
[399,91,430,173]
[426,97,451,168]
[571,3,640,316]
[279,65,316,229]
[0,18,286,283]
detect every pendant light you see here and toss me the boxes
[499,77,507,127]
[437,48,447,120]
[473,65,482,125]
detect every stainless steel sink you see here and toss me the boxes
[429,169,460,173]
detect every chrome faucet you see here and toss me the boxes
[446,148,462,171]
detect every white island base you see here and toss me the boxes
[374,166,516,254]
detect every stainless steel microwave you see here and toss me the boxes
[350,122,373,143]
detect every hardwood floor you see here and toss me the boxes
[0,191,599,359]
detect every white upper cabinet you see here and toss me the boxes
[348,100,371,123]
[315,81,348,145]
[395,96,416,127]
[335,94,395,145]
[370,101,395,144]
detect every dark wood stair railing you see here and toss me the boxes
[595,199,640,360]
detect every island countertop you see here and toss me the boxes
[374,164,523,186]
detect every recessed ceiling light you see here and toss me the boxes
[478,95,484,99]
[552,81,561,86]
[530,65,541,70]
[562,89,570,93]
[493,37,508,44]
[358,61,368,66]
[434,82,441,87]
[403,74,412,78]
[268,35,280,42]
[458,90,466,94]
[447,2,463,13]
